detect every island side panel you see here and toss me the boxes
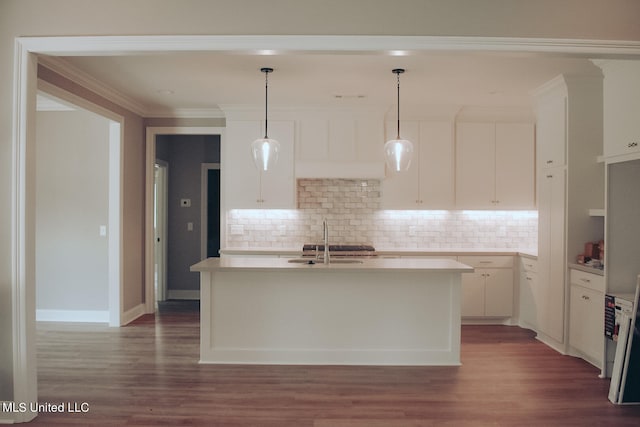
[200,269,462,365]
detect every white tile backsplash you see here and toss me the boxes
[226,179,538,249]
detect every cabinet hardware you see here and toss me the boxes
[580,278,591,283]
[628,142,638,148]
[526,277,532,281]
[581,295,590,301]
[546,160,553,164]
[479,261,492,264]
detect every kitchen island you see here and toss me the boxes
[191,257,473,366]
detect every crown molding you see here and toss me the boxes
[37,55,149,116]
[144,108,226,119]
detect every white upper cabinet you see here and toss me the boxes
[456,121,535,209]
[381,120,455,209]
[224,119,295,209]
[536,89,567,169]
[296,110,385,178]
[456,122,496,208]
[595,60,640,162]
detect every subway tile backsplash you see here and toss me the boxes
[226,179,537,250]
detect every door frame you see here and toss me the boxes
[154,160,169,302]
[9,34,640,424]
[144,127,225,312]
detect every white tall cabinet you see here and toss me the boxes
[532,74,604,353]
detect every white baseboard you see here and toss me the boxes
[36,309,109,323]
[166,290,200,300]
[121,303,146,326]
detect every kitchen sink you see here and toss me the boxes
[287,258,364,264]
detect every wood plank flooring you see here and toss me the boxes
[30,301,640,426]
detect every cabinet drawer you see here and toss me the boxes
[520,257,538,273]
[458,256,513,269]
[570,269,604,293]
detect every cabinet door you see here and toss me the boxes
[461,271,485,317]
[537,168,566,342]
[259,120,295,208]
[456,122,496,208]
[569,284,604,364]
[418,121,455,208]
[224,120,295,209]
[519,270,539,329]
[224,120,262,208]
[536,94,567,168]
[484,268,514,317]
[380,121,421,209]
[601,61,640,159]
[495,123,535,208]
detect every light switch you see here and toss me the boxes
[180,198,191,207]
[99,225,107,237]
[187,222,194,231]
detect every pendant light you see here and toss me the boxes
[251,67,280,171]
[384,68,413,172]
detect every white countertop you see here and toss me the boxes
[191,256,474,273]
[220,247,538,258]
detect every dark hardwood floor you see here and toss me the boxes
[31,301,640,426]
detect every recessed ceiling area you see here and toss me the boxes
[53,51,602,116]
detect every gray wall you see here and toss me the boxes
[3,0,640,407]
[156,135,220,294]
[35,109,110,313]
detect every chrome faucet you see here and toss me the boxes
[323,218,330,264]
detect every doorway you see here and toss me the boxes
[145,127,224,309]
[202,163,221,259]
[36,84,123,327]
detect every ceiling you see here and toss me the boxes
[44,50,602,117]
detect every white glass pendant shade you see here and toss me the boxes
[384,68,413,173]
[384,138,413,172]
[251,137,280,171]
[251,67,279,171]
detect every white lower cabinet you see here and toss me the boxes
[459,256,514,318]
[569,269,605,367]
[518,257,539,330]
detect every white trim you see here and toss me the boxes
[17,35,640,56]
[120,303,147,326]
[201,163,221,259]
[167,290,201,300]
[10,34,640,423]
[145,127,225,314]
[108,121,122,326]
[154,160,169,302]
[38,56,148,116]
[11,39,38,424]
[36,310,109,323]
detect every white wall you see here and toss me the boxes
[35,109,109,318]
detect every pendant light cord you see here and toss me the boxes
[264,70,269,139]
[393,68,404,140]
[260,67,274,139]
[396,71,401,139]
